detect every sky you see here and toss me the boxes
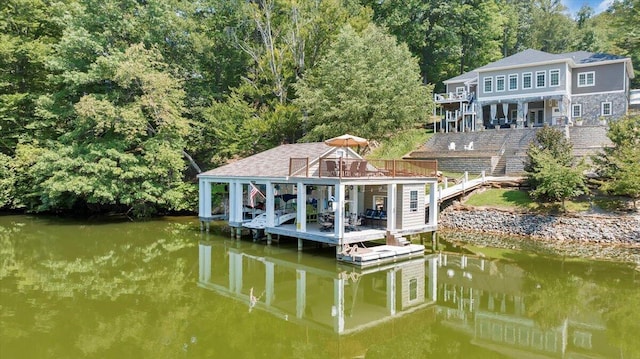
[562,0,614,17]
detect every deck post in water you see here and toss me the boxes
[298,238,303,251]
[267,233,272,245]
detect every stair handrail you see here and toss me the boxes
[499,138,508,156]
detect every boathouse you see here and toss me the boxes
[197,139,439,257]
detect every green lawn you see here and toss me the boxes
[463,188,630,214]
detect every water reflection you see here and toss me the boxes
[1,216,638,358]
[198,241,433,335]
[198,240,640,358]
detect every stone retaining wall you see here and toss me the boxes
[439,206,640,244]
[438,206,640,264]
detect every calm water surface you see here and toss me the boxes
[1,215,638,359]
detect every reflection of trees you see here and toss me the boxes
[591,278,640,359]
[525,273,583,329]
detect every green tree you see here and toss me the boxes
[295,24,433,142]
[16,44,192,216]
[525,126,587,211]
[611,0,640,87]
[594,114,640,209]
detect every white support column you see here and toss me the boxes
[387,183,397,231]
[296,269,306,319]
[296,182,306,232]
[333,278,345,334]
[334,184,345,240]
[229,252,242,292]
[198,178,206,217]
[265,261,274,306]
[266,182,275,227]
[387,270,396,315]
[198,243,211,282]
[429,256,438,301]
[234,182,244,222]
[429,182,438,226]
[234,252,243,294]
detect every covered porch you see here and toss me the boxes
[477,95,570,129]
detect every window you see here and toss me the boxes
[522,72,532,89]
[456,86,465,95]
[549,69,560,86]
[496,75,505,92]
[572,104,582,117]
[409,190,418,212]
[578,71,595,87]
[373,195,387,212]
[508,74,518,90]
[536,71,546,88]
[601,101,612,116]
[484,77,493,93]
[409,279,418,300]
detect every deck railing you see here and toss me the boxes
[289,157,437,178]
[434,91,470,102]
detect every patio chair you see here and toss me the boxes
[348,161,360,177]
[318,214,333,232]
[325,160,338,177]
[357,160,368,177]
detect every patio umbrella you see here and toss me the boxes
[324,134,369,148]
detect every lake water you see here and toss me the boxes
[1,215,638,359]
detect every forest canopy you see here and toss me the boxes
[0,0,637,215]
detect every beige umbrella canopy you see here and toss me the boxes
[324,134,369,148]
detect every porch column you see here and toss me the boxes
[228,180,238,223]
[233,182,244,223]
[296,269,306,319]
[296,182,306,232]
[387,183,397,231]
[265,261,275,306]
[475,103,484,130]
[266,182,275,227]
[387,269,396,315]
[333,277,345,334]
[334,184,345,241]
[428,182,438,226]
[198,243,211,282]
[198,178,206,218]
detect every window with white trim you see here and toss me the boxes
[572,104,582,117]
[484,77,493,93]
[601,101,612,116]
[409,190,418,212]
[578,71,595,87]
[456,86,465,95]
[536,71,546,88]
[549,69,560,87]
[508,74,518,90]
[496,75,505,92]
[522,72,532,89]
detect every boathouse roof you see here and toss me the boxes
[199,142,352,178]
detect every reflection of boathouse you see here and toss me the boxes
[197,241,624,357]
[198,241,435,335]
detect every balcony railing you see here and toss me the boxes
[434,91,470,103]
[289,157,437,178]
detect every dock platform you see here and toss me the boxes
[337,244,425,267]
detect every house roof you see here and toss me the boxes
[443,49,633,83]
[199,142,339,178]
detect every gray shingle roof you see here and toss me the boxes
[444,49,629,82]
[199,142,335,178]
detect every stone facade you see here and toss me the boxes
[571,92,627,125]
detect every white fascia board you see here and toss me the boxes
[476,59,570,74]
[478,90,568,102]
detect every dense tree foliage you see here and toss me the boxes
[0,0,637,215]
[525,126,588,211]
[295,24,433,142]
[594,115,640,209]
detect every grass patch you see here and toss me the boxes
[367,128,433,160]
[465,188,534,209]
[463,188,629,214]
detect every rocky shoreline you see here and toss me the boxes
[438,205,640,266]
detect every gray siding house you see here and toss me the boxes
[434,49,634,131]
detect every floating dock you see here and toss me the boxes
[337,244,425,267]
